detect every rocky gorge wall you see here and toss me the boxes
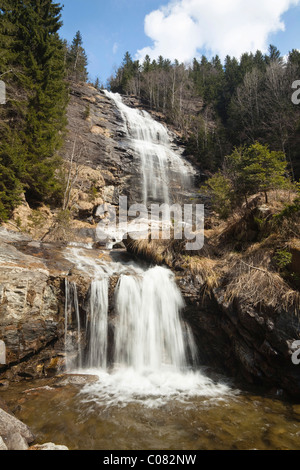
[0,229,67,383]
[180,273,300,398]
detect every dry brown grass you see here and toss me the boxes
[125,193,300,314]
[183,255,221,297]
[204,190,299,255]
[222,243,300,314]
[125,237,172,265]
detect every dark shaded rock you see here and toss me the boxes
[181,272,300,398]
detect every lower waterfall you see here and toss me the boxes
[86,279,109,370]
[64,246,232,407]
[114,267,198,372]
[65,279,82,371]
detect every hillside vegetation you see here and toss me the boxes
[109,48,300,179]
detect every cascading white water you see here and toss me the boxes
[86,279,109,369]
[104,90,194,205]
[64,249,196,374]
[64,279,82,370]
[64,246,232,407]
[62,93,232,406]
[114,266,196,372]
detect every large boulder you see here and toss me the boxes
[0,407,35,450]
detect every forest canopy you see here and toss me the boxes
[108,47,300,181]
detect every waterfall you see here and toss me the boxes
[114,266,196,373]
[64,261,196,375]
[86,279,109,369]
[61,93,231,405]
[64,279,82,370]
[72,256,231,407]
[65,276,110,371]
[104,90,193,205]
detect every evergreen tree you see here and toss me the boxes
[226,143,289,204]
[17,0,68,203]
[94,77,101,90]
[218,55,241,122]
[202,171,234,219]
[107,44,300,180]
[67,30,88,82]
[142,55,152,73]
[0,0,68,214]
[0,1,26,219]
[253,50,266,71]
[239,52,255,77]
[265,44,282,65]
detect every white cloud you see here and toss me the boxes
[136,0,300,63]
[113,42,119,55]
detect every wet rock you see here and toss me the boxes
[5,432,29,450]
[63,84,143,206]
[54,374,99,387]
[0,235,75,381]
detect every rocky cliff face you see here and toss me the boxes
[0,226,133,383]
[63,83,141,207]
[180,275,300,398]
[63,83,197,210]
[0,229,67,382]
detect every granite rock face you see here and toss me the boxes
[63,83,146,207]
[0,229,70,381]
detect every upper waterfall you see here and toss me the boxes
[104,91,195,206]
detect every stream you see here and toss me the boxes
[2,373,300,450]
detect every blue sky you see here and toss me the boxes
[59,0,300,86]
[59,0,163,85]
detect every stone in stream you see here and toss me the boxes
[0,407,35,450]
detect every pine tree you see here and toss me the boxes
[226,143,289,204]
[0,0,68,213]
[202,171,234,219]
[16,0,68,203]
[94,77,100,90]
[266,44,282,65]
[67,31,88,82]
[0,0,28,219]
